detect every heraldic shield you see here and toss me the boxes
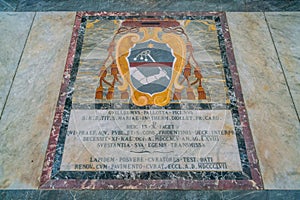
[127,40,174,95]
[116,21,187,107]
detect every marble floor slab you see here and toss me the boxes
[227,12,300,189]
[0,12,34,116]
[1,0,300,12]
[244,0,300,12]
[2,189,300,200]
[38,12,263,190]
[1,189,300,200]
[0,11,299,192]
[0,12,76,189]
[15,0,300,12]
[265,12,300,119]
[0,0,19,11]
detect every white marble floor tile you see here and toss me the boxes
[0,12,76,189]
[265,12,300,120]
[227,12,300,189]
[0,12,34,117]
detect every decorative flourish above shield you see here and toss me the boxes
[95,18,206,106]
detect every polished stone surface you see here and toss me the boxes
[244,0,300,12]
[0,0,18,11]
[1,189,300,200]
[1,0,300,12]
[0,12,76,189]
[39,13,262,189]
[227,12,300,189]
[0,10,299,196]
[0,12,34,116]
[15,0,300,12]
[266,12,300,119]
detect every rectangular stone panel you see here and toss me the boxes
[61,109,241,172]
[227,12,300,189]
[0,12,34,116]
[40,12,263,190]
[266,12,300,119]
[0,12,76,189]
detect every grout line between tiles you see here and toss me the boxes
[263,12,300,122]
[0,12,36,121]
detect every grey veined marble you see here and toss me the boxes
[0,12,34,116]
[266,12,300,120]
[0,12,76,189]
[0,0,19,11]
[227,12,300,189]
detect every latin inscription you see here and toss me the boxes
[60,109,242,172]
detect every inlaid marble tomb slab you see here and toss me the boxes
[40,12,263,189]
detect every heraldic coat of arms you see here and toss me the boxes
[95,18,206,106]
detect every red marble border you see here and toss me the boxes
[40,11,263,190]
[220,13,263,189]
[39,12,83,186]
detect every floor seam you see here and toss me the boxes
[263,12,300,122]
[0,12,36,121]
